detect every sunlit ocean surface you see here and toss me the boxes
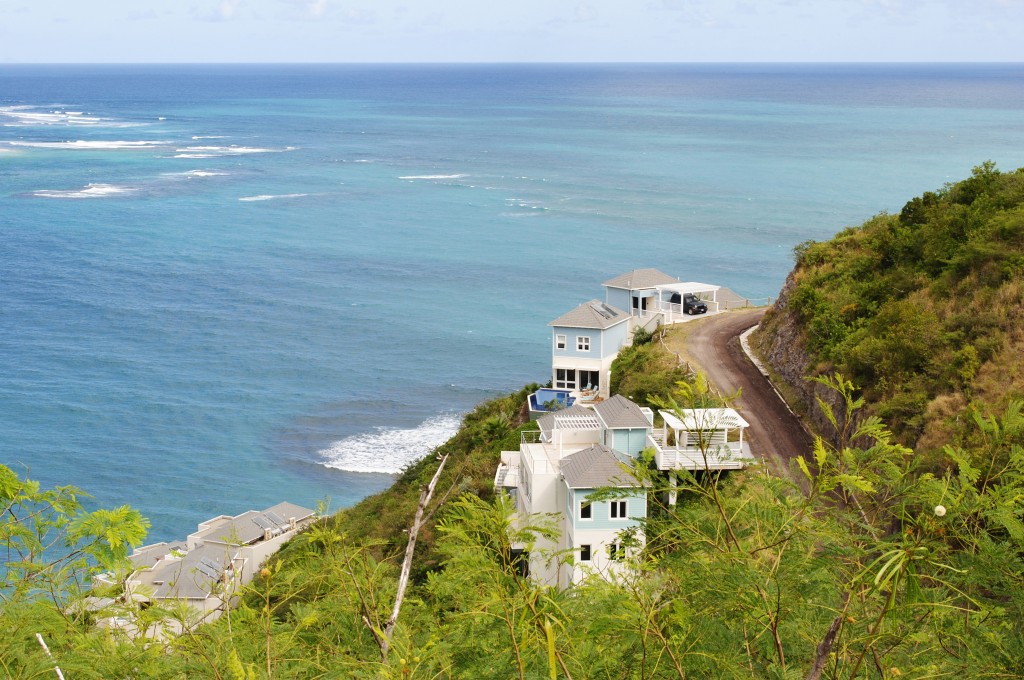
[2,63,1023,541]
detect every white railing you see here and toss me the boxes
[720,296,773,310]
[654,299,722,323]
[647,434,747,471]
[521,430,543,444]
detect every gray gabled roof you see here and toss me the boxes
[560,443,643,489]
[141,543,235,601]
[602,268,678,290]
[548,300,629,329]
[265,501,316,525]
[537,404,601,435]
[594,394,652,430]
[129,541,188,569]
[194,502,316,546]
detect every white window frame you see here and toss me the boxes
[555,368,576,390]
[608,541,624,561]
[580,544,592,562]
[555,334,566,350]
[610,500,627,520]
[579,501,592,521]
[577,336,591,352]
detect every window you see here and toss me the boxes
[608,542,625,561]
[555,334,566,350]
[610,500,627,519]
[555,368,576,389]
[580,544,591,562]
[577,336,591,352]
[579,502,592,520]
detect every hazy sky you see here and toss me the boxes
[1,1,1021,63]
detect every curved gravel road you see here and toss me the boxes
[678,309,814,474]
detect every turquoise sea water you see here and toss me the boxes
[3,63,1023,542]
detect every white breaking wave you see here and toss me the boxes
[191,135,227,140]
[9,140,169,150]
[0,105,146,128]
[174,145,295,157]
[238,193,308,202]
[398,174,467,180]
[318,414,461,474]
[163,169,230,178]
[32,183,135,199]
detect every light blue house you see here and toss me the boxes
[548,300,630,399]
[603,268,680,318]
[561,444,647,584]
[604,268,723,326]
[594,394,654,457]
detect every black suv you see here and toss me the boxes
[683,293,708,315]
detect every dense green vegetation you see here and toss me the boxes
[762,163,1024,457]
[609,328,690,408]
[4,371,1023,678]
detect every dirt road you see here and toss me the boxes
[676,309,814,473]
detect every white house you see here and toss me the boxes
[496,395,652,589]
[495,396,756,588]
[548,300,631,400]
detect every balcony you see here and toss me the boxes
[648,408,753,471]
[648,434,749,470]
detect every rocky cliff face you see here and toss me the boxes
[750,272,849,448]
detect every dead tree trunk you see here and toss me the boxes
[379,453,449,660]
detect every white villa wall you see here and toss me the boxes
[563,526,637,588]
[520,444,560,516]
[543,428,603,453]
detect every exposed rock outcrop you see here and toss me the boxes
[751,272,849,449]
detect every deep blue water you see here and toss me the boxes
[2,63,1023,542]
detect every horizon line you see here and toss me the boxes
[1,60,1022,66]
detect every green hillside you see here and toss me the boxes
[759,162,1024,459]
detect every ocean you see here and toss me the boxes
[2,63,1023,542]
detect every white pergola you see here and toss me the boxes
[657,407,748,455]
[660,407,749,432]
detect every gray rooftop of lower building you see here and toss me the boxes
[137,543,235,601]
[594,394,652,430]
[549,300,629,329]
[193,502,316,546]
[560,443,644,489]
[537,404,602,435]
[129,541,187,569]
[602,268,678,290]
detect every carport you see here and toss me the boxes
[653,281,721,322]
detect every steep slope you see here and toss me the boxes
[754,163,1024,460]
